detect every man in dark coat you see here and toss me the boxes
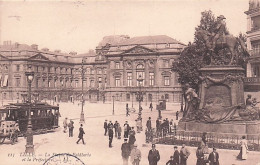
[196,146,205,165]
[68,120,74,137]
[180,144,190,165]
[176,111,179,120]
[104,119,108,136]
[173,146,180,165]
[148,144,160,165]
[208,148,219,165]
[146,117,152,132]
[108,127,114,148]
[165,118,170,133]
[124,121,130,138]
[121,138,131,165]
[128,133,136,150]
[156,118,160,134]
[108,120,113,129]
[149,102,153,111]
[76,124,85,144]
[114,121,119,138]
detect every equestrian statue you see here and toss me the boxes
[195,15,249,65]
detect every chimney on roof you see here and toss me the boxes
[69,51,77,56]
[31,44,38,50]
[54,50,61,53]
[41,48,49,51]
[3,41,12,46]
[14,42,20,48]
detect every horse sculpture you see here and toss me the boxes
[195,29,249,65]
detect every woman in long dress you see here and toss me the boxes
[237,136,249,160]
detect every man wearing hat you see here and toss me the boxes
[121,138,131,165]
[104,119,108,136]
[180,144,190,165]
[146,117,152,132]
[130,144,141,165]
[148,144,160,165]
[208,148,219,165]
[173,146,180,165]
[108,127,114,148]
[212,15,228,50]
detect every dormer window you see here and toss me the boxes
[165,43,170,48]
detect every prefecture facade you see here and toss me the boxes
[0,35,185,104]
[245,0,260,94]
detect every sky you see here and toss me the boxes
[0,0,249,54]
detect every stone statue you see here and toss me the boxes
[195,15,249,65]
[183,84,200,119]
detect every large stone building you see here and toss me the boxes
[0,35,185,104]
[245,0,260,94]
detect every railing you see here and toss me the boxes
[153,131,260,151]
[243,77,260,84]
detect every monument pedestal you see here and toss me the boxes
[178,120,260,139]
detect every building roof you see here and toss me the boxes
[98,35,130,47]
[118,35,184,46]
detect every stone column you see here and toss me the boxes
[123,60,126,86]
[133,61,136,86]
[145,60,149,86]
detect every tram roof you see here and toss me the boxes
[0,102,59,111]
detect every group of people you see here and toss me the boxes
[104,120,136,148]
[63,117,75,137]
[63,117,85,144]
[122,141,161,165]
[156,118,176,137]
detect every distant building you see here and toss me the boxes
[0,35,185,104]
[245,0,260,94]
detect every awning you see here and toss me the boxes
[3,75,8,87]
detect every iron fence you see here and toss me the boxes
[152,131,260,151]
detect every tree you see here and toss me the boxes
[172,10,216,90]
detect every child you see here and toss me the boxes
[166,156,174,165]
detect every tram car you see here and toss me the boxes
[0,102,60,137]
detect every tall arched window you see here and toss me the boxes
[136,64,144,86]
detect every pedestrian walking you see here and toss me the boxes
[129,132,136,150]
[124,121,130,138]
[149,102,153,111]
[237,135,249,160]
[196,146,206,165]
[108,120,113,129]
[156,118,160,135]
[126,103,130,116]
[208,148,219,165]
[165,118,170,133]
[108,127,114,148]
[68,119,74,137]
[180,144,190,165]
[76,124,85,144]
[136,119,142,133]
[173,146,180,165]
[114,121,119,138]
[176,111,179,120]
[201,132,209,154]
[146,117,152,131]
[104,119,108,136]
[130,144,141,165]
[63,117,68,133]
[166,156,174,165]
[121,138,131,165]
[148,144,160,165]
[118,123,122,139]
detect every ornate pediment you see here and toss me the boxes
[29,53,49,61]
[123,45,155,55]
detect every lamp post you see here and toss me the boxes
[136,75,143,120]
[112,96,115,115]
[80,57,87,124]
[25,65,34,154]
